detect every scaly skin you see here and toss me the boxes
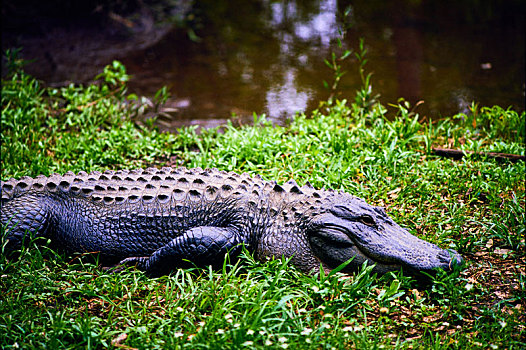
[1,167,463,277]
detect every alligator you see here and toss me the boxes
[1,167,463,278]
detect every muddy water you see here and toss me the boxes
[4,0,525,130]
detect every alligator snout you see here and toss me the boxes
[308,207,465,278]
[436,248,464,271]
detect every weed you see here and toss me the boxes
[0,51,182,179]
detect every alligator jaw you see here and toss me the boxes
[355,221,465,276]
[308,213,464,277]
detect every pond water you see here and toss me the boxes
[3,0,525,130]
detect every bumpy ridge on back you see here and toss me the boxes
[1,167,333,205]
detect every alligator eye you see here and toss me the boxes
[359,215,376,227]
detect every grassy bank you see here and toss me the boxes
[1,57,525,349]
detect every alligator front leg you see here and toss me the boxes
[119,226,244,276]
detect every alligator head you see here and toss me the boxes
[307,193,464,277]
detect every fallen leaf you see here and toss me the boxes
[111,333,138,350]
[486,239,493,248]
[494,248,510,255]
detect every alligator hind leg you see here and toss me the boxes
[119,226,244,276]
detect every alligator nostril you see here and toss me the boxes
[445,249,464,269]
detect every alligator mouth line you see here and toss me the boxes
[312,224,402,266]
[347,238,406,272]
[313,224,444,274]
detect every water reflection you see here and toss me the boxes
[3,0,524,130]
[122,0,347,127]
[121,0,524,129]
[266,69,311,120]
[269,0,339,47]
[391,1,423,105]
[264,0,338,121]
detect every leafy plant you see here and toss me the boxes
[0,51,184,179]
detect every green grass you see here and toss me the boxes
[1,54,525,349]
[1,50,180,178]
